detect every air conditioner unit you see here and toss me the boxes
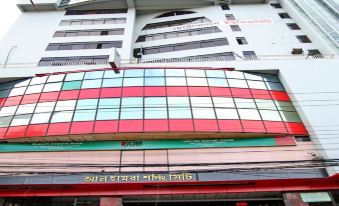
[108,48,121,69]
[291,48,303,54]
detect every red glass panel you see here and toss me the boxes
[21,94,40,104]
[70,121,95,134]
[218,120,243,132]
[119,120,143,132]
[25,124,48,137]
[122,87,143,97]
[264,121,287,134]
[144,87,166,96]
[94,120,118,133]
[100,88,122,98]
[209,87,232,97]
[188,87,210,96]
[241,120,266,133]
[144,119,169,132]
[231,88,253,99]
[274,136,296,146]
[5,126,28,139]
[269,91,290,101]
[194,119,219,132]
[0,128,8,139]
[285,122,308,135]
[39,92,59,103]
[0,98,5,107]
[169,119,194,131]
[79,88,100,99]
[59,90,79,100]
[251,89,271,100]
[47,122,71,136]
[3,96,22,107]
[166,87,189,96]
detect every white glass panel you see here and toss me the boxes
[145,97,166,107]
[31,113,51,124]
[55,100,77,111]
[187,78,208,86]
[247,80,266,90]
[43,82,63,92]
[104,70,124,78]
[255,99,276,110]
[228,79,248,88]
[166,69,185,76]
[244,73,263,81]
[11,114,31,126]
[14,79,31,87]
[35,102,56,113]
[225,71,245,79]
[124,69,144,77]
[16,103,36,115]
[166,77,186,86]
[192,108,215,119]
[145,77,165,86]
[186,69,205,77]
[51,111,74,122]
[120,108,143,119]
[145,69,164,77]
[145,108,167,119]
[167,97,190,107]
[98,98,120,109]
[206,70,225,78]
[9,87,26,97]
[81,79,102,89]
[65,72,84,81]
[47,74,65,82]
[238,109,261,120]
[260,110,282,121]
[168,107,192,118]
[97,108,119,120]
[234,98,256,109]
[191,97,213,107]
[0,106,18,117]
[215,108,239,119]
[121,97,143,108]
[123,78,144,86]
[102,78,122,87]
[208,78,228,87]
[212,97,235,108]
[84,71,104,79]
[26,85,44,94]
[30,76,47,85]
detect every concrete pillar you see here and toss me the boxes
[100,197,123,206]
[283,193,309,206]
[0,198,4,206]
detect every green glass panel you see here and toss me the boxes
[62,81,82,90]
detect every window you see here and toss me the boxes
[225,14,235,20]
[53,29,124,38]
[295,136,311,142]
[134,38,228,56]
[296,35,312,43]
[135,27,221,42]
[243,51,257,60]
[215,108,238,119]
[62,81,82,90]
[142,17,211,30]
[65,9,127,15]
[271,3,282,8]
[155,11,195,18]
[221,4,230,10]
[308,49,323,58]
[60,18,126,26]
[230,25,241,31]
[51,111,74,123]
[236,37,248,45]
[287,23,300,30]
[38,56,109,67]
[278,13,291,19]
[46,41,122,51]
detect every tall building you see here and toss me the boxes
[0,0,338,205]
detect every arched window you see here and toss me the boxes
[155,11,196,18]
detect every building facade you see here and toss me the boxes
[0,0,338,205]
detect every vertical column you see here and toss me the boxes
[283,193,309,206]
[100,197,123,206]
[0,198,4,206]
[122,8,136,60]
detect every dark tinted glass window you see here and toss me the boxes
[296,35,312,43]
[278,13,291,18]
[287,23,301,30]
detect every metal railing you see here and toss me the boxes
[120,53,337,65]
